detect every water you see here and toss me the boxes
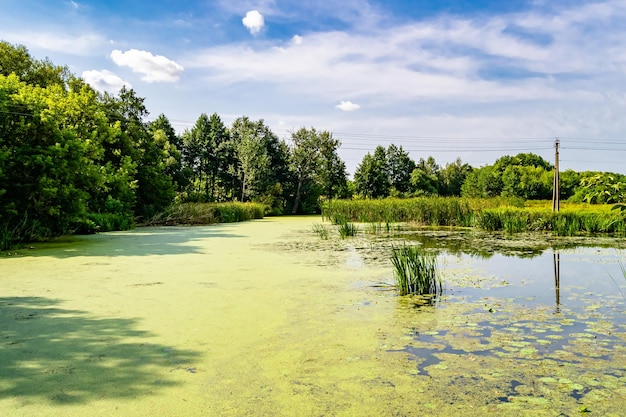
[1,218,625,416]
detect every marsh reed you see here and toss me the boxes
[390,244,441,296]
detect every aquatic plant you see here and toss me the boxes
[322,197,626,236]
[144,202,265,226]
[337,222,358,238]
[390,244,441,296]
[312,223,330,239]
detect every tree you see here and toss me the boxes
[386,144,415,194]
[101,87,175,219]
[318,138,348,200]
[410,156,440,196]
[289,127,344,213]
[354,146,390,198]
[0,41,69,88]
[439,158,472,196]
[461,165,501,198]
[230,117,272,202]
[579,172,626,204]
[149,114,187,192]
[180,113,230,201]
[0,73,113,243]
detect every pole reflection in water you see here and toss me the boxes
[553,251,561,313]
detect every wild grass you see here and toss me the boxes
[322,197,626,236]
[312,223,330,239]
[337,222,358,238]
[390,244,441,296]
[145,202,265,226]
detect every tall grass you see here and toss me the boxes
[322,197,626,236]
[312,223,330,239]
[390,244,441,296]
[337,222,358,238]
[145,202,265,226]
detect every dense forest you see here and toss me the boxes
[1,41,625,248]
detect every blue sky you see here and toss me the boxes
[1,0,625,175]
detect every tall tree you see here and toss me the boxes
[101,87,175,219]
[230,117,271,202]
[386,144,415,194]
[0,41,69,88]
[353,146,390,198]
[410,156,440,196]
[289,127,343,213]
[149,114,187,192]
[440,158,472,196]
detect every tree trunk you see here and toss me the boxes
[292,177,303,214]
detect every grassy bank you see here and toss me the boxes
[144,202,265,226]
[321,197,626,236]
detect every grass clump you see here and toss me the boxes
[337,222,358,238]
[390,244,441,296]
[312,223,330,239]
[145,202,265,226]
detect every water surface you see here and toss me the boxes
[1,217,625,416]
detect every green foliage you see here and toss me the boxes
[579,172,626,204]
[145,202,264,226]
[290,127,345,214]
[439,158,473,196]
[390,244,441,296]
[410,156,440,196]
[322,197,487,227]
[337,222,358,238]
[322,198,626,236]
[462,153,554,200]
[354,146,390,198]
[312,223,330,239]
[386,144,415,194]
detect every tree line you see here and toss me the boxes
[1,41,625,248]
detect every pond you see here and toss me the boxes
[0,216,625,416]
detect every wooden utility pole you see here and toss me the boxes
[552,138,560,212]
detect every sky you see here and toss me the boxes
[1,0,626,175]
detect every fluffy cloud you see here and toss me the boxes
[242,10,265,35]
[82,69,130,93]
[110,49,184,83]
[336,101,361,111]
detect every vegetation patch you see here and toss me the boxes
[142,202,265,226]
[390,244,441,296]
[322,198,626,237]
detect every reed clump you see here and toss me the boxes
[321,197,626,236]
[337,222,358,238]
[312,223,330,239]
[390,244,441,296]
[145,202,265,225]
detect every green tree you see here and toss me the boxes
[386,144,415,194]
[289,127,344,213]
[440,158,472,196]
[0,41,69,88]
[579,172,626,204]
[230,117,272,202]
[101,87,175,219]
[410,156,440,196]
[354,146,390,198]
[149,114,187,192]
[0,73,109,243]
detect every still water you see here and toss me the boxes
[1,217,625,416]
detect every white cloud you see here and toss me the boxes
[110,49,184,83]
[336,101,361,111]
[82,69,130,93]
[242,10,265,35]
[291,34,303,45]
[2,31,106,56]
